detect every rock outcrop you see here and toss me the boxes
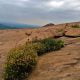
[28,37,80,80]
[0,21,80,80]
[65,28,80,37]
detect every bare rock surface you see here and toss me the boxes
[65,28,80,37]
[28,39,80,80]
[0,22,80,80]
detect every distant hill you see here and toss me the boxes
[0,23,38,29]
[0,24,17,29]
[42,23,55,27]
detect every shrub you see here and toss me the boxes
[26,38,64,56]
[31,38,64,55]
[72,24,80,28]
[4,46,37,80]
[30,38,64,55]
[40,38,64,52]
[4,38,64,80]
[40,38,56,52]
[32,43,46,56]
[54,40,64,50]
[25,42,46,56]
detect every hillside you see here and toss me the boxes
[0,21,80,80]
[0,23,38,29]
[0,24,17,29]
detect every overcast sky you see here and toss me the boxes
[0,0,80,25]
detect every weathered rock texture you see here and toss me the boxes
[0,21,80,80]
[65,28,80,37]
[28,37,80,80]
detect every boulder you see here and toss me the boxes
[65,28,80,37]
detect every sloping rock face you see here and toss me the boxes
[65,28,80,37]
[28,37,80,80]
[0,21,80,80]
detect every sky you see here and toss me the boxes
[0,0,80,25]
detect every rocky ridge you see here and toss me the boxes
[0,21,80,80]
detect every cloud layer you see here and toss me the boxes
[0,0,80,25]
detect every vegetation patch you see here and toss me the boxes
[72,24,80,28]
[40,38,64,52]
[4,46,37,80]
[4,38,64,80]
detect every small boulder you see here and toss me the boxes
[65,28,80,37]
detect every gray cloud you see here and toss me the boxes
[0,0,80,25]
